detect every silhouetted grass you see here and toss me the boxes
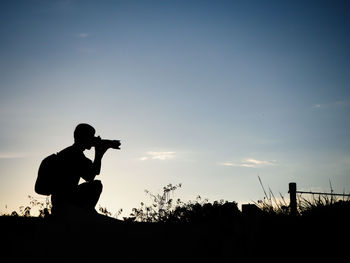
[2,180,349,220]
[253,176,350,216]
[2,182,350,262]
[253,176,289,215]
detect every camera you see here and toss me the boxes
[93,136,121,150]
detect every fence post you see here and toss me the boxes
[289,182,297,216]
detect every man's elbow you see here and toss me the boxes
[83,172,97,182]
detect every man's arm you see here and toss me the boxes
[82,146,108,182]
[92,150,104,176]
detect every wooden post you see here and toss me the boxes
[289,182,297,216]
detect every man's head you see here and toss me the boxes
[74,123,96,150]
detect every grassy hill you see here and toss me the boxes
[1,199,349,263]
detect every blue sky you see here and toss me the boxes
[1,0,350,216]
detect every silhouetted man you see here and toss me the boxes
[51,123,120,216]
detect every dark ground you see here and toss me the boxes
[1,202,349,263]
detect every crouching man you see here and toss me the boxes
[51,123,120,216]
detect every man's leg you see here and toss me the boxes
[51,192,74,216]
[76,180,103,212]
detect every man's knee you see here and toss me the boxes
[79,180,102,196]
[92,180,103,194]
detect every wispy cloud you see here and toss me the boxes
[0,153,27,159]
[76,33,89,38]
[312,104,322,109]
[312,100,350,110]
[139,151,176,161]
[219,158,276,168]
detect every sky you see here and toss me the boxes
[1,0,350,217]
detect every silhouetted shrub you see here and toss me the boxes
[127,184,240,223]
[168,199,240,223]
[1,195,52,217]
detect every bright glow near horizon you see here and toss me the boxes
[1,0,350,217]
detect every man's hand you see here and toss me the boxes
[95,144,109,159]
[94,136,109,159]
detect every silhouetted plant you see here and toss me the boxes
[11,211,18,217]
[297,193,350,216]
[168,198,240,223]
[2,181,348,221]
[98,205,112,217]
[113,208,123,219]
[28,195,52,218]
[255,177,350,216]
[19,205,31,217]
[127,183,240,223]
[1,195,52,217]
[254,176,289,215]
[128,183,182,222]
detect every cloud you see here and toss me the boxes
[312,104,322,109]
[139,151,176,161]
[219,158,276,168]
[0,153,27,159]
[312,100,350,110]
[76,33,89,38]
[219,162,237,167]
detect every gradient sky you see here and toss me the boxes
[1,0,350,216]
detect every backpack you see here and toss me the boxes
[35,153,61,195]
